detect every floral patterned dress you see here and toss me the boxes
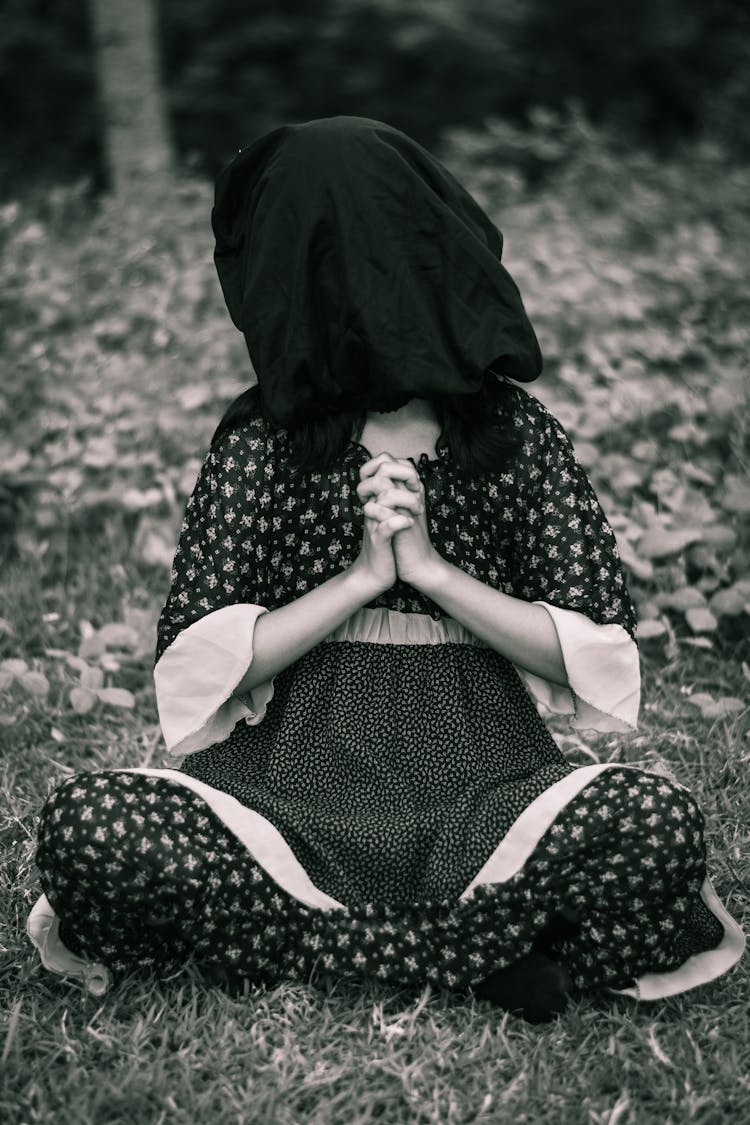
[29,385,744,1000]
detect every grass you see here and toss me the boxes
[1,143,749,1122]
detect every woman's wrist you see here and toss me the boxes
[408,557,568,687]
[344,557,393,602]
[407,554,454,598]
[236,564,387,695]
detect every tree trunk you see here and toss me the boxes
[88,0,173,198]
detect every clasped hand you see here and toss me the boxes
[356,453,442,589]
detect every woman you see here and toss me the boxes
[28,116,744,1021]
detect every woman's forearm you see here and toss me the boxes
[415,559,568,687]
[235,566,382,694]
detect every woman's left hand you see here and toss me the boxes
[357,454,443,589]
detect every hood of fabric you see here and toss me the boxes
[212,115,542,427]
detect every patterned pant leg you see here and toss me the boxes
[34,768,724,997]
[35,771,316,980]
[503,768,723,991]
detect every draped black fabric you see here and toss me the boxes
[212,115,542,427]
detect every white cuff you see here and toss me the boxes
[154,604,276,759]
[515,602,640,732]
[27,894,111,995]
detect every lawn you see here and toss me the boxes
[1,138,748,1123]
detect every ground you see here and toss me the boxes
[1,138,748,1123]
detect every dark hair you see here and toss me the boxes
[211,372,522,476]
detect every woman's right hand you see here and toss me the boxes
[351,455,414,594]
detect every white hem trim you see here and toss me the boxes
[27,893,111,996]
[154,604,276,760]
[514,603,641,733]
[610,876,746,1000]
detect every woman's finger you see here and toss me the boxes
[359,456,418,486]
[357,462,420,500]
[377,513,414,541]
[372,488,423,514]
[364,497,417,522]
[376,460,421,491]
[358,472,410,504]
[359,452,398,479]
[359,478,421,508]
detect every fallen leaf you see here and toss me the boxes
[685,607,718,633]
[686,694,746,719]
[177,384,213,411]
[121,487,164,512]
[612,468,645,494]
[571,441,598,466]
[80,665,105,690]
[95,687,135,709]
[1,658,28,677]
[615,535,654,580]
[637,619,667,639]
[685,692,715,708]
[700,525,737,549]
[702,697,746,718]
[139,531,175,569]
[177,459,203,496]
[96,623,141,650]
[688,546,727,581]
[78,635,104,659]
[17,670,50,699]
[82,435,118,469]
[637,528,704,560]
[79,622,141,659]
[656,587,707,611]
[647,1024,674,1068]
[70,686,97,714]
[668,421,709,445]
[721,484,750,514]
[709,585,748,617]
[649,467,680,498]
[682,462,716,486]
[632,439,659,462]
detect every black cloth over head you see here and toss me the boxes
[212,115,542,427]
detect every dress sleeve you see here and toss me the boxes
[507,393,640,733]
[153,424,276,759]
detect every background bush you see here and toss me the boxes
[2,0,750,196]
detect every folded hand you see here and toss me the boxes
[357,453,443,588]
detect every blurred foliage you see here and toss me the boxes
[0,124,748,737]
[1,0,101,193]
[2,0,750,195]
